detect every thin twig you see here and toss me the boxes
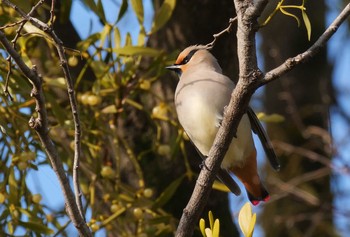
[205,17,237,49]
[4,56,14,101]
[49,0,56,26]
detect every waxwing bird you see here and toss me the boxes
[167,45,280,205]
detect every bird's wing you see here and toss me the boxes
[247,107,281,171]
[192,144,241,195]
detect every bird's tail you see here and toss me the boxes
[230,149,270,205]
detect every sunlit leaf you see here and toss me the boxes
[130,0,144,25]
[124,32,133,46]
[302,10,312,41]
[205,228,213,237]
[114,46,161,57]
[137,29,146,46]
[77,33,100,51]
[208,211,214,230]
[257,112,285,123]
[238,202,256,237]
[101,207,126,226]
[99,24,112,48]
[150,0,176,34]
[101,105,118,114]
[212,180,230,192]
[19,220,54,235]
[114,27,121,48]
[199,218,206,237]
[212,219,220,237]
[280,7,300,27]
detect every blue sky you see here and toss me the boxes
[23,0,350,236]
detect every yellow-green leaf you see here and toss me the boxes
[150,0,176,34]
[199,218,206,237]
[19,221,54,235]
[114,28,121,48]
[212,219,220,237]
[238,202,256,237]
[130,0,144,25]
[101,105,118,114]
[280,7,300,27]
[302,10,312,41]
[212,180,230,193]
[101,207,126,226]
[208,211,214,230]
[99,24,112,48]
[257,112,285,123]
[124,32,133,46]
[137,29,146,46]
[114,46,161,57]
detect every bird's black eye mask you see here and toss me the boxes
[178,49,198,65]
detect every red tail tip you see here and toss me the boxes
[263,195,270,202]
[251,200,260,206]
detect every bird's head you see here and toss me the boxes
[166,45,221,77]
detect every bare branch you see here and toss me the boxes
[206,17,237,49]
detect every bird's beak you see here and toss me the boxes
[166,64,181,71]
[166,64,182,76]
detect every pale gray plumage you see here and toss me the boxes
[167,45,279,204]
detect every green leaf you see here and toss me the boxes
[150,0,176,34]
[114,46,161,57]
[116,0,128,23]
[302,10,312,41]
[19,220,54,235]
[130,0,144,25]
[152,174,185,208]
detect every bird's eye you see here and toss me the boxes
[182,56,190,64]
[180,49,197,65]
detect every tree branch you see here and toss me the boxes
[1,0,90,235]
[175,2,350,237]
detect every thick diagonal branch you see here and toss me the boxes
[175,2,350,237]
